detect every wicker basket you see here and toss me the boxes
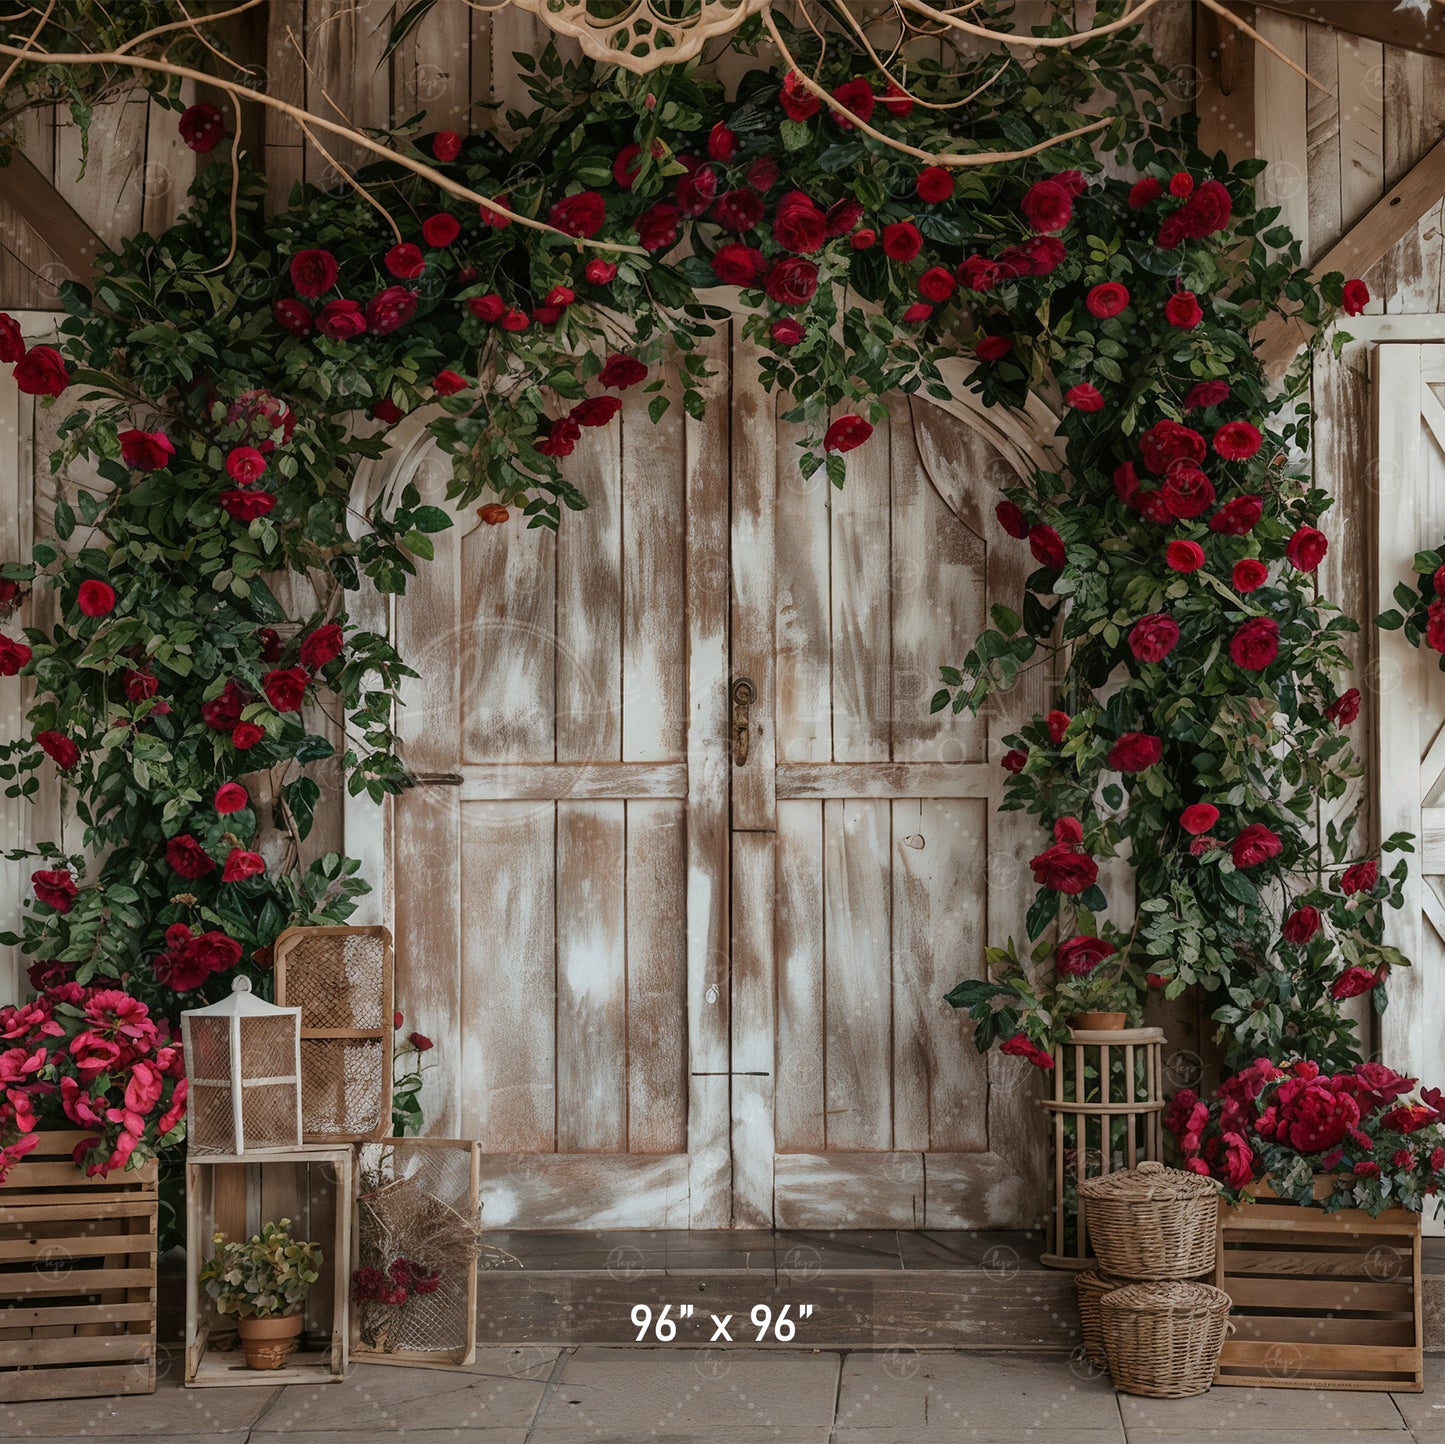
[1100,1281,1233,1398]
[1075,1267,1128,1367]
[1077,1161,1219,1280]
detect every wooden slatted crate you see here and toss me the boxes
[0,1130,158,1402]
[1215,1180,1422,1392]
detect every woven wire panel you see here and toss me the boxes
[239,1081,301,1151]
[187,1081,238,1155]
[284,932,388,1030]
[301,1037,388,1137]
[187,1015,232,1079]
[355,1141,478,1358]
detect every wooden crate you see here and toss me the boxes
[185,1145,351,1387]
[0,1129,158,1403]
[1215,1180,1422,1392]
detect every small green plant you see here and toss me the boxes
[199,1217,323,1319]
[1058,966,1137,1020]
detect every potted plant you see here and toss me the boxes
[198,1217,324,1370]
[1060,967,1134,1031]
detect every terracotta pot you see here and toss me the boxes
[1071,1011,1127,1031]
[237,1311,303,1370]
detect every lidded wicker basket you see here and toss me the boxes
[1077,1161,1219,1279]
[1100,1281,1233,1398]
[1075,1266,1128,1367]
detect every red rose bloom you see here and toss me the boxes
[366,286,417,336]
[585,259,617,285]
[1028,524,1066,570]
[1341,860,1378,896]
[1283,905,1321,943]
[780,71,820,121]
[316,298,366,340]
[612,143,642,190]
[958,254,1002,292]
[1020,178,1072,233]
[0,635,31,674]
[1232,558,1268,592]
[538,415,580,457]
[825,197,863,237]
[1430,599,1445,652]
[1001,1032,1055,1069]
[220,489,276,521]
[548,191,606,239]
[232,721,264,750]
[1165,290,1204,328]
[372,399,403,425]
[124,668,158,701]
[263,666,308,713]
[1054,816,1083,846]
[636,202,683,252]
[850,228,876,250]
[32,869,77,912]
[713,188,765,233]
[119,429,174,470]
[1230,616,1279,671]
[1161,468,1215,519]
[773,193,827,254]
[202,681,244,730]
[830,78,875,128]
[1108,732,1162,772]
[214,782,249,814]
[764,257,819,307]
[1169,171,1195,198]
[918,267,957,303]
[976,335,1012,362]
[882,80,913,117]
[1214,421,1263,460]
[290,248,339,298]
[1180,803,1219,835]
[1231,823,1282,869]
[1325,688,1361,726]
[432,130,461,162]
[1166,539,1205,573]
[1139,419,1206,474]
[178,103,225,153]
[1065,383,1104,412]
[599,355,647,390]
[996,501,1029,539]
[1286,525,1328,572]
[77,580,115,617]
[0,313,22,363]
[166,833,215,879]
[1046,710,1070,743]
[824,415,873,454]
[222,848,266,883]
[1261,1076,1361,1152]
[433,369,467,396]
[300,623,344,669]
[1001,748,1028,774]
[572,396,622,428]
[712,243,766,287]
[225,446,266,486]
[707,122,738,163]
[1128,176,1162,208]
[1184,380,1230,409]
[421,213,461,247]
[1331,965,1380,1000]
[1342,278,1369,316]
[14,345,69,396]
[384,243,425,280]
[1056,935,1115,976]
[1022,236,1068,275]
[916,166,954,203]
[1129,613,1180,663]
[770,319,805,348]
[1086,282,1129,318]
[746,156,780,192]
[903,303,934,325]
[881,222,922,261]
[478,195,512,228]
[1030,842,1098,895]
[409,1031,434,1052]
[1210,495,1263,536]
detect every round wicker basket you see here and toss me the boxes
[1076,1161,1219,1279]
[1074,1266,1129,1367]
[1099,1281,1233,1398]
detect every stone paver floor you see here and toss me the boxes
[6,1348,1445,1442]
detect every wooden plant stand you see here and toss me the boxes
[0,1130,158,1403]
[1215,1179,1423,1392]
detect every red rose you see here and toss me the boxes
[1028,524,1066,570]
[1232,558,1268,592]
[478,194,512,228]
[290,248,339,298]
[958,255,1002,292]
[1325,688,1361,725]
[712,243,766,286]
[0,312,22,362]
[1165,290,1203,328]
[225,446,266,486]
[1166,539,1205,573]
[1263,1076,1361,1152]
[996,501,1029,539]
[1382,1102,1438,1133]
[373,399,403,424]
[214,782,249,814]
[1128,176,1162,208]
[1430,600,1445,652]
[1286,525,1327,572]
[0,635,31,674]
[1229,616,1279,671]
[903,303,934,326]
[1108,732,1162,772]
[1086,282,1129,318]
[263,666,308,712]
[202,681,244,730]
[468,294,506,323]
[316,298,366,340]
[1046,710,1070,743]
[1231,823,1282,869]
[545,286,575,310]
[824,415,873,454]
[1161,467,1215,519]
[1023,236,1067,274]
[232,720,264,750]
[1331,966,1380,1000]
[764,257,819,307]
[1184,380,1230,409]
[1020,178,1072,233]
[300,623,344,669]
[1129,613,1179,663]
[1001,748,1028,774]
[600,354,647,390]
[178,102,225,152]
[220,489,276,521]
[780,72,820,121]
[585,259,617,285]
[433,369,467,397]
[976,335,1012,362]
[612,143,642,190]
[124,668,158,701]
[572,396,622,428]
[1064,383,1104,412]
[77,580,115,617]
[1180,803,1219,835]
[881,80,913,117]
[881,222,922,261]
[850,228,876,250]
[1029,842,1098,895]
[770,319,805,348]
[746,156,779,192]
[1054,816,1083,846]
[1283,905,1321,943]
[222,848,266,883]
[366,286,417,335]
[1167,171,1194,199]
[32,869,76,912]
[707,122,738,163]
[1210,495,1263,536]
[119,428,174,470]
[1139,419,1206,474]
[14,345,68,396]
[166,833,215,879]
[713,188,765,233]
[382,243,423,280]
[1341,860,1378,896]
[1001,1032,1055,1069]
[824,197,863,237]
[432,130,462,162]
[1342,278,1369,316]
[830,78,875,128]
[1214,421,1263,460]
[918,267,957,303]
[548,191,606,239]
[1056,934,1115,976]
[636,202,683,252]
[538,415,580,457]
[422,213,461,247]
[773,193,826,254]
[408,1031,435,1052]
[916,166,954,203]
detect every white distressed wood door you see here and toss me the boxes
[730,366,1045,1228]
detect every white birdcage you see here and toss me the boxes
[181,976,303,1155]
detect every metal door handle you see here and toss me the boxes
[731,678,755,766]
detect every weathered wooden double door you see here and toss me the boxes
[393,330,1042,1228]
